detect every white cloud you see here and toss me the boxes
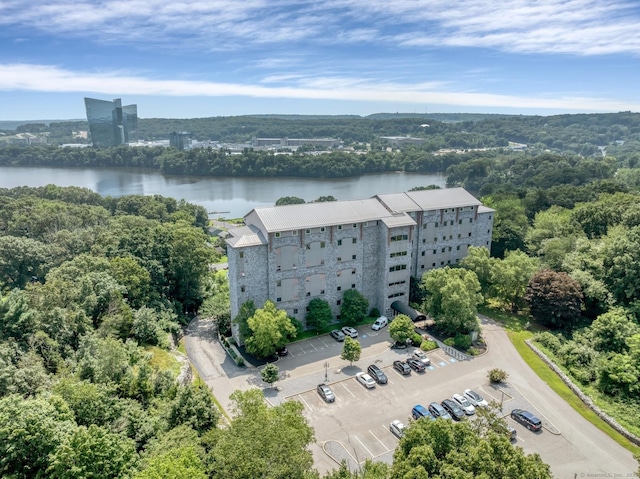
[1,63,637,112]
[2,0,639,55]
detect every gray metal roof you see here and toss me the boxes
[478,205,496,213]
[226,225,267,247]
[377,188,481,213]
[248,198,393,232]
[381,214,416,228]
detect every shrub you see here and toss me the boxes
[369,308,380,318]
[467,347,480,356]
[534,331,563,353]
[410,332,424,346]
[488,368,508,383]
[444,337,455,347]
[454,333,472,350]
[420,340,438,351]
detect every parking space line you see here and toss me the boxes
[298,394,313,412]
[354,435,375,458]
[340,382,357,398]
[318,338,330,348]
[432,351,448,363]
[369,430,390,451]
[308,342,318,352]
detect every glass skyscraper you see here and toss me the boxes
[84,97,138,148]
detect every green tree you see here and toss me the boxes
[525,269,583,329]
[48,424,138,479]
[168,383,218,435]
[602,225,640,307]
[392,419,551,478]
[340,289,369,326]
[233,300,256,344]
[134,447,207,479]
[481,194,529,258]
[459,246,494,296]
[0,394,75,478]
[245,300,296,358]
[588,308,640,354]
[261,363,280,388]
[491,250,540,311]
[421,267,482,335]
[340,336,361,365]
[275,196,305,206]
[210,389,315,479]
[0,235,51,289]
[388,314,415,345]
[132,306,163,345]
[305,298,333,331]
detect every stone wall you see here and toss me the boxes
[525,339,640,446]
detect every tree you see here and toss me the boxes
[481,194,529,258]
[209,389,315,479]
[340,289,368,326]
[233,300,256,344]
[388,314,415,345]
[340,336,361,365]
[48,424,138,479]
[588,308,640,354]
[602,225,640,307]
[421,267,482,335]
[261,363,280,389]
[305,298,333,331]
[491,250,540,312]
[134,447,207,479]
[0,235,51,289]
[168,383,218,435]
[245,300,297,358]
[275,196,305,206]
[525,269,583,329]
[459,246,494,296]
[392,419,551,479]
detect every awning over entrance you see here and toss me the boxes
[390,301,427,322]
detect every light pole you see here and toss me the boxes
[500,390,505,412]
[324,361,329,382]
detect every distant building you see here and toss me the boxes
[226,187,494,344]
[84,97,138,148]
[169,131,191,150]
[380,136,426,147]
[252,137,340,149]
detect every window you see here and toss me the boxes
[432,263,436,267]
[321,227,326,232]
[320,289,325,294]
[351,284,356,289]
[391,234,408,242]
[459,220,462,225]
[456,245,460,250]
[470,218,473,223]
[352,238,357,244]
[469,232,472,237]
[352,269,356,275]
[292,230,298,236]
[440,261,444,265]
[353,223,357,228]
[306,244,311,249]
[276,280,282,287]
[240,286,245,292]
[275,232,281,238]
[421,265,424,269]
[422,239,426,243]
[434,237,437,242]
[239,252,244,259]
[351,254,356,260]
[448,247,452,251]
[293,308,298,314]
[337,286,342,291]
[337,239,342,246]
[337,257,342,262]
[421,251,425,256]
[337,225,343,230]
[449,235,453,239]
[390,251,408,258]
[306,292,311,297]
[441,248,445,253]
[363,221,369,227]
[433,249,436,254]
[306,229,310,234]
[435,222,439,227]
[443,221,447,226]
[337,300,341,306]
[389,264,407,272]
[321,242,325,248]
[458,234,461,238]
[276,297,281,302]
[388,292,405,299]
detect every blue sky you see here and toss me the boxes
[1,0,640,120]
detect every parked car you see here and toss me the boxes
[411,404,435,421]
[428,402,452,420]
[441,399,466,420]
[391,341,408,349]
[276,346,289,357]
[317,384,335,403]
[510,409,542,432]
[452,393,476,415]
[463,389,488,407]
[367,364,388,384]
[389,419,407,438]
[330,329,345,341]
[355,372,376,389]
[341,326,359,338]
[372,316,388,330]
[393,360,411,375]
[508,425,518,441]
[407,357,426,372]
[412,349,431,366]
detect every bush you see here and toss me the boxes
[410,332,424,346]
[534,331,563,353]
[420,340,438,351]
[467,347,480,356]
[444,337,455,347]
[369,308,380,318]
[454,333,472,350]
[488,368,509,383]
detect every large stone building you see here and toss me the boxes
[226,187,494,343]
[84,97,138,148]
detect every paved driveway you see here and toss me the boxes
[185,319,639,477]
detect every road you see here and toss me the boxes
[185,316,639,477]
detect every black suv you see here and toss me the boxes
[511,409,542,432]
[441,399,465,420]
[393,360,411,375]
[367,364,388,384]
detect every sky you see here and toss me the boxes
[1,0,640,120]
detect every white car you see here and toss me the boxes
[464,389,489,408]
[372,316,388,330]
[412,349,431,366]
[389,419,407,438]
[355,372,376,389]
[452,393,476,415]
[341,326,359,338]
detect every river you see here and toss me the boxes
[0,166,446,219]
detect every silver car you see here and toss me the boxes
[453,393,476,415]
[389,419,407,438]
[464,389,489,407]
[355,372,376,389]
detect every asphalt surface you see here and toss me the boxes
[184,316,639,477]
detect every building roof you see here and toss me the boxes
[247,198,393,232]
[377,187,481,213]
[380,214,416,228]
[226,225,267,247]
